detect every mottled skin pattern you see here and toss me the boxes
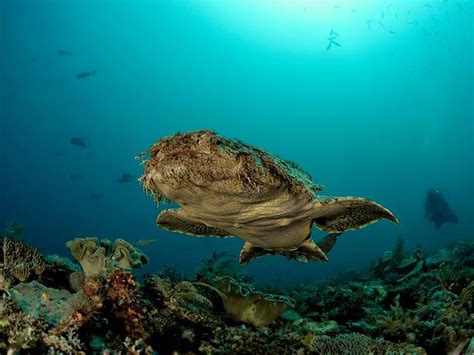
[138,130,399,265]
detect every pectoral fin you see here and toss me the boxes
[313,197,399,233]
[157,209,231,237]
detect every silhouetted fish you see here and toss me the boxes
[57,50,72,56]
[76,71,95,80]
[425,189,458,229]
[90,193,103,200]
[134,239,159,247]
[117,173,135,183]
[70,137,87,148]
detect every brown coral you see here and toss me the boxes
[2,238,45,282]
[66,237,148,277]
[218,276,293,327]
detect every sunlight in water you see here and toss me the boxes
[196,0,428,52]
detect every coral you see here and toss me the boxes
[369,294,419,342]
[9,281,82,326]
[2,231,472,354]
[42,326,84,354]
[45,254,82,272]
[69,271,85,292]
[1,238,45,282]
[66,237,149,277]
[198,324,303,355]
[123,337,154,354]
[0,272,10,294]
[174,281,213,309]
[105,270,148,339]
[294,319,338,335]
[41,254,82,291]
[306,333,373,354]
[110,239,149,269]
[398,260,424,282]
[430,281,474,352]
[0,295,50,352]
[66,237,108,277]
[217,276,293,327]
[280,310,303,322]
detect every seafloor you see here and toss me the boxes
[0,224,473,354]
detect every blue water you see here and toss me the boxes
[1,0,472,286]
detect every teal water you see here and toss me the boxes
[1,0,472,286]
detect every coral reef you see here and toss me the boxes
[217,276,294,327]
[66,237,148,277]
[0,235,473,354]
[1,237,45,283]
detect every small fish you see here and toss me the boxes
[90,193,103,200]
[70,137,87,148]
[378,21,385,28]
[395,12,399,19]
[330,41,341,47]
[367,20,375,30]
[424,4,433,8]
[388,30,397,34]
[76,71,95,80]
[57,50,72,56]
[352,9,358,13]
[330,28,339,37]
[381,10,384,18]
[408,9,412,14]
[117,173,135,183]
[134,239,159,247]
[387,3,393,11]
[408,20,419,27]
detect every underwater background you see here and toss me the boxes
[1,0,473,289]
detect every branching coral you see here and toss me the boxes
[369,294,419,342]
[306,333,373,354]
[431,281,474,352]
[42,326,84,354]
[2,238,45,282]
